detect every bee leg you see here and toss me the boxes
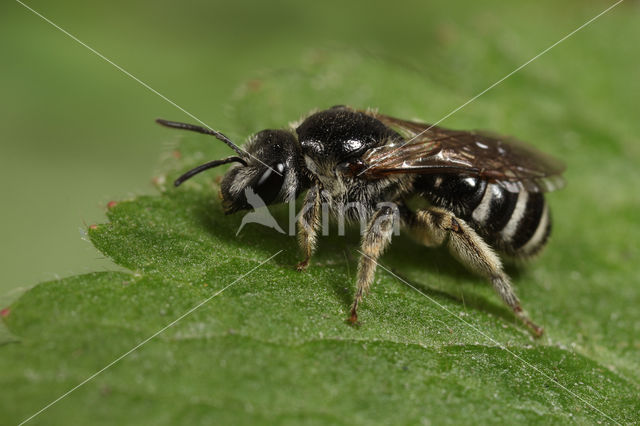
[296,184,322,271]
[414,207,543,337]
[349,206,396,323]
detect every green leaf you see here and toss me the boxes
[2,50,638,425]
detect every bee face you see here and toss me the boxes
[219,129,308,214]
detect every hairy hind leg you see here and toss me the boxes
[412,207,543,337]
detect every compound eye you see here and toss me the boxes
[254,163,285,204]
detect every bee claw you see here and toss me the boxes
[528,322,544,338]
[296,259,309,272]
[514,307,544,337]
[347,307,360,326]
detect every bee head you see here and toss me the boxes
[156,119,308,214]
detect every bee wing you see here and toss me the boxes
[361,113,566,193]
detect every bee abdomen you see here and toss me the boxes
[469,183,550,257]
[418,175,551,257]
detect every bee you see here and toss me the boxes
[157,105,565,336]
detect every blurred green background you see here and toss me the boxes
[0,0,637,300]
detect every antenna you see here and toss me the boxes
[156,118,245,157]
[173,156,247,187]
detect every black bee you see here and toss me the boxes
[157,105,565,336]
